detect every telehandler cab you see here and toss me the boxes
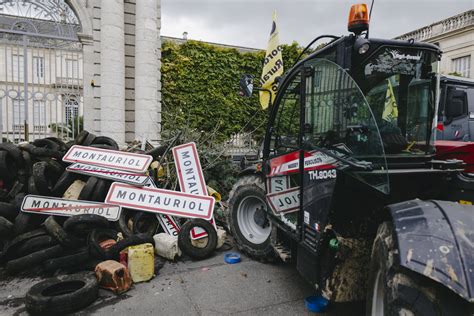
[229,4,473,315]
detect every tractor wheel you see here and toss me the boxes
[227,175,275,261]
[366,221,468,316]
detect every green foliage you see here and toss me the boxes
[161,40,303,143]
[49,115,83,139]
[448,72,463,77]
[159,128,239,201]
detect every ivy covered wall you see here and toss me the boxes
[161,40,303,143]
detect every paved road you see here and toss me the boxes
[0,250,365,315]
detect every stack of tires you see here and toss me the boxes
[0,131,160,276]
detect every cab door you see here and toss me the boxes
[264,70,303,231]
[300,58,389,249]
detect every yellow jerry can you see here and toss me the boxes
[127,243,155,282]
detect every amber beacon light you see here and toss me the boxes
[348,3,370,34]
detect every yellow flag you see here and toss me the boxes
[382,79,398,122]
[260,12,284,109]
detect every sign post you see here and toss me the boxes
[67,163,149,186]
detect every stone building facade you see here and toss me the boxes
[82,0,162,145]
[396,10,473,78]
[0,0,161,145]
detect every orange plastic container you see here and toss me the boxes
[95,260,132,294]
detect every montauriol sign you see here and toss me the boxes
[105,182,215,220]
[21,195,121,221]
[63,145,152,173]
[145,177,181,237]
[67,163,149,186]
[173,142,217,239]
[266,187,300,214]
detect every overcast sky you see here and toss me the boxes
[161,0,473,49]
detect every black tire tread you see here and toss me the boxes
[25,272,98,314]
[366,222,469,316]
[178,218,217,259]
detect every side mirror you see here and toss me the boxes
[239,74,254,97]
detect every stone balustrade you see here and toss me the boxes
[396,10,473,42]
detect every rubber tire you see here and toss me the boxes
[0,201,18,220]
[227,175,275,261]
[78,177,98,200]
[8,182,25,200]
[178,219,218,259]
[0,150,17,181]
[0,216,14,238]
[115,208,134,238]
[82,132,97,146]
[52,171,81,197]
[88,228,118,259]
[0,142,23,165]
[366,221,470,316]
[25,272,98,315]
[44,137,68,152]
[63,214,109,236]
[3,228,48,261]
[44,216,84,248]
[89,178,110,202]
[14,235,57,258]
[31,146,63,159]
[105,233,154,260]
[75,130,89,145]
[33,139,60,152]
[32,161,63,195]
[14,212,46,236]
[21,149,33,175]
[91,136,119,150]
[43,248,90,272]
[132,211,160,237]
[28,176,40,195]
[6,244,64,274]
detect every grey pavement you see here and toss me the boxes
[0,250,364,315]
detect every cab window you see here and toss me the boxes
[269,73,301,156]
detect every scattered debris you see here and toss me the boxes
[304,295,329,313]
[95,260,132,294]
[153,233,182,261]
[0,131,227,313]
[224,252,241,264]
[128,243,155,283]
[25,272,99,315]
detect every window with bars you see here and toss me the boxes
[12,99,25,129]
[452,56,471,78]
[33,56,45,80]
[11,54,24,82]
[33,100,46,130]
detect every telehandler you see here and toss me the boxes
[229,4,473,315]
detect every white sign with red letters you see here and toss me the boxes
[266,187,300,214]
[105,182,215,220]
[21,195,121,221]
[173,142,217,239]
[63,145,152,173]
